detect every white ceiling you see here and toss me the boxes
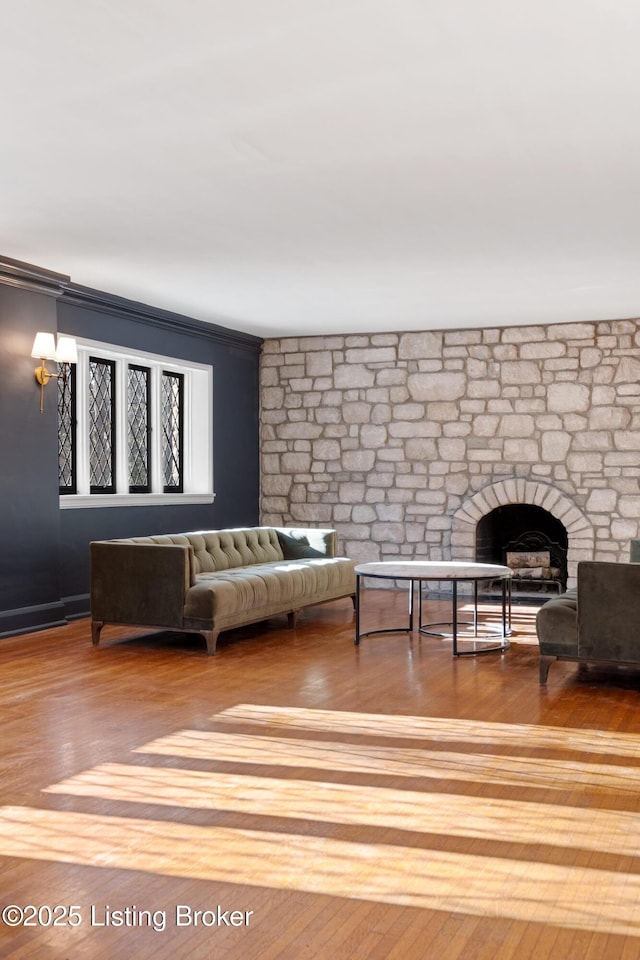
[2,1,640,339]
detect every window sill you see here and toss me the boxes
[60,492,216,509]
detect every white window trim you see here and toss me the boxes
[60,337,214,509]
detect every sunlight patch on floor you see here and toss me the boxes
[45,762,640,857]
[134,729,640,794]
[1,804,640,937]
[3,703,640,938]
[215,703,640,759]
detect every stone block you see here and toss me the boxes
[398,331,443,359]
[585,489,618,513]
[615,356,640,382]
[339,482,367,503]
[501,361,542,385]
[612,518,639,540]
[408,371,466,401]
[498,414,535,437]
[352,505,377,523]
[405,438,438,460]
[467,380,501,398]
[306,351,333,376]
[371,522,406,543]
[547,323,596,341]
[334,364,375,388]
[619,496,640,518]
[281,452,312,474]
[614,431,640,450]
[261,475,293,496]
[290,503,333,523]
[312,439,341,460]
[342,450,376,471]
[377,369,408,386]
[393,402,426,420]
[389,421,440,438]
[278,423,324,440]
[360,424,388,447]
[342,401,373,424]
[437,438,466,460]
[371,404,392,424]
[375,504,406,522]
[540,430,571,463]
[261,387,285,409]
[547,382,590,413]
[346,347,397,364]
[520,342,566,359]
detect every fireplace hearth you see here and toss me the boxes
[476,504,568,593]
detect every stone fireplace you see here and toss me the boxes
[452,480,593,588]
[260,319,638,588]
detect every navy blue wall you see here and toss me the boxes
[0,280,66,635]
[0,259,262,636]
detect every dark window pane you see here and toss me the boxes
[128,365,150,492]
[161,371,183,492]
[89,358,115,493]
[57,362,76,493]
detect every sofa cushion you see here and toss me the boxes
[184,557,355,625]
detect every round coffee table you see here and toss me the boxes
[354,560,512,656]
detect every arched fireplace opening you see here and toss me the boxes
[475,504,568,593]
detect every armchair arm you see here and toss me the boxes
[578,561,640,661]
[90,541,194,628]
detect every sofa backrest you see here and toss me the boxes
[577,560,640,661]
[118,528,284,575]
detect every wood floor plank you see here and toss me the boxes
[1,591,640,958]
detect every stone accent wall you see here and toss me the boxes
[260,319,640,586]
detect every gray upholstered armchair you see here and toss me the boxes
[537,558,640,684]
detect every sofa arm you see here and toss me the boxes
[578,561,640,661]
[90,541,193,628]
[276,528,337,559]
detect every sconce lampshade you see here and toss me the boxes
[30,331,77,412]
[55,335,78,364]
[31,332,57,360]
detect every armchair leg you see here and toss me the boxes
[91,620,104,647]
[539,655,555,685]
[288,610,299,629]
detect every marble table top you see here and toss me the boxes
[355,560,512,580]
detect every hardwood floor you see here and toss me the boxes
[1,589,640,959]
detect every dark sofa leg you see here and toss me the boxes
[288,610,299,629]
[202,630,220,655]
[91,620,104,647]
[539,655,555,685]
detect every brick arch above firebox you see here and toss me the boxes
[450,480,595,588]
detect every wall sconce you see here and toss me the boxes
[31,332,78,413]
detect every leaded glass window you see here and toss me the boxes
[89,357,115,493]
[161,371,183,492]
[57,338,212,506]
[128,364,151,492]
[57,362,76,493]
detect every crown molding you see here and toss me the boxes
[0,254,263,352]
[0,255,70,298]
[61,283,263,353]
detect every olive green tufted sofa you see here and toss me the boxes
[536,551,640,684]
[90,526,357,655]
